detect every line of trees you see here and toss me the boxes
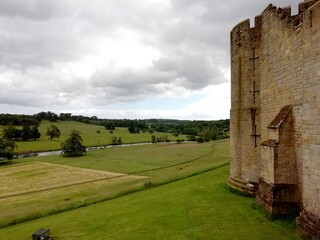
[2,125,41,141]
[0,112,230,142]
[1,125,61,142]
[0,112,99,126]
[0,128,83,161]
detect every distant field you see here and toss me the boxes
[0,140,229,228]
[0,120,187,153]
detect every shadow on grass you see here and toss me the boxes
[251,203,299,229]
[224,182,300,234]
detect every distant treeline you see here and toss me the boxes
[0,112,230,141]
[0,112,98,126]
[98,118,229,140]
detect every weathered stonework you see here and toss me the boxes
[228,0,320,238]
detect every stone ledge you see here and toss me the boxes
[226,175,258,196]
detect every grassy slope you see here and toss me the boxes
[0,120,186,153]
[0,165,301,240]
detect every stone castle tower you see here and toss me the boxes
[227,0,320,238]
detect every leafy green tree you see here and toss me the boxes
[111,137,122,145]
[21,125,32,141]
[197,137,204,143]
[187,135,197,141]
[0,138,16,160]
[111,136,118,145]
[128,125,140,133]
[157,135,170,143]
[59,113,72,121]
[199,128,212,142]
[151,135,157,143]
[105,121,115,130]
[61,130,86,157]
[46,125,61,140]
[31,126,41,140]
[2,126,21,140]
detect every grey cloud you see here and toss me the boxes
[166,0,301,51]
[91,68,173,102]
[0,0,170,69]
[153,52,226,88]
[0,0,69,20]
[90,51,226,104]
[0,15,82,68]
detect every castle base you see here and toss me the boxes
[296,209,320,239]
[256,178,300,215]
[226,175,258,196]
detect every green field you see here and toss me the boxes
[0,139,302,239]
[0,120,187,153]
[0,140,228,228]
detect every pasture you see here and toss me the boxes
[0,120,187,153]
[0,140,228,228]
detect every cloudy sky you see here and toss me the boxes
[0,0,301,120]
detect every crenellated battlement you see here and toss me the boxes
[231,0,320,43]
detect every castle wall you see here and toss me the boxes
[299,0,320,226]
[260,6,304,191]
[229,0,320,238]
[230,16,261,183]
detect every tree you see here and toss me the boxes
[21,125,32,141]
[46,125,61,140]
[31,126,41,140]
[151,135,157,143]
[2,126,21,140]
[0,138,16,160]
[59,113,72,121]
[61,130,86,157]
[111,137,122,145]
[105,121,115,130]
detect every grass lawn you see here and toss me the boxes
[18,140,229,175]
[0,165,301,240]
[0,140,229,227]
[0,120,187,153]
